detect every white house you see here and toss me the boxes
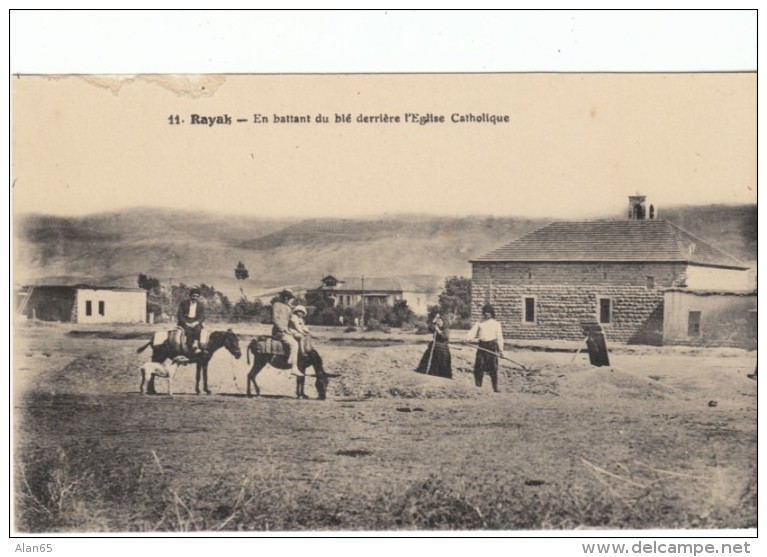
[18,285,147,323]
[313,275,439,316]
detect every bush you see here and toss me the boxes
[430,276,472,328]
[231,298,270,323]
[450,318,473,330]
[364,319,391,334]
[414,321,431,335]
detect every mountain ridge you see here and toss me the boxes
[14,204,757,299]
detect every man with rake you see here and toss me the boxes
[466,304,505,392]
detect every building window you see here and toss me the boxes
[598,298,612,324]
[98,301,105,316]
[85,300,92,316]
[688,311,701,337]
[646,276,655,289]
[523,297,536,323]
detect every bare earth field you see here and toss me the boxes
[13,322,757,532]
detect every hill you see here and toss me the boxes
[13,204,756,299]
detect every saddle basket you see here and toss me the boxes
[154,327,209,357]
[255,335,288,356]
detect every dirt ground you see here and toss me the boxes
[12,321,758,532]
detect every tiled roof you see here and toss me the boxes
[471,220,748,269]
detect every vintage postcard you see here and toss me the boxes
[10,12,757,545]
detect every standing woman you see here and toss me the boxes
[466,304,504,392]
[415,313,452,379]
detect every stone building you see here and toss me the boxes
[470,196,751,345]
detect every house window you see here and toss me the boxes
[85,300,92,316]
[524,297,536,323]
[688,311,701,337]
[598,298,612,324]
[98,301,105,316]
[646,276,655,289]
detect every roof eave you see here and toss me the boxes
[470,259,749,270]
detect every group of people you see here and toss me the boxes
[176,287,315,377]
[415,303,505,392]
[271,288,316,377]
[178,287,507,391]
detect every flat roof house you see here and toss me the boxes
[17,285,147,324]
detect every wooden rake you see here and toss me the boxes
[453,342,535,373]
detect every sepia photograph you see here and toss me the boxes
[9,10,758,543]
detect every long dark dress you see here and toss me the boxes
[415,325,452,379]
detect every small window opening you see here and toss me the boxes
[524,297,536,323]
[599,298,612,324]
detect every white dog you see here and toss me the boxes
[139,357,184,395]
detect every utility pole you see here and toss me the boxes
[360,275,365,327]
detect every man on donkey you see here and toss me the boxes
[177,288,205,356]
[271,289,312,377]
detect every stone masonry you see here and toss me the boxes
[471,262,678,344]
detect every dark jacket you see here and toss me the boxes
[177,299,205,327]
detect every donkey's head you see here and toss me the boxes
[223,329,242,359]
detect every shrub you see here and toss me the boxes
[364,319,391,334]
[231,298,270,323]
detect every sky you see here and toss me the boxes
[10,11,757,220]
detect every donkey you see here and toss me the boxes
[245,337,333,400]
[137,329,242,395]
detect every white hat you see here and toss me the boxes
[293,305,307,315]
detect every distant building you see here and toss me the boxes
[313,275,438,316]
[17,285,147,324]
[470,196,753,346]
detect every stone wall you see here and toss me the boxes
[471,274,665,344]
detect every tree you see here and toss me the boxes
[388,300,415,327]
[231,297,270,323]
[138,273,161,291]
[234,261,250,299]
[235,261,249,281]
[170,283,232,322]
[433,276,472,328]
[138,274,166,320]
